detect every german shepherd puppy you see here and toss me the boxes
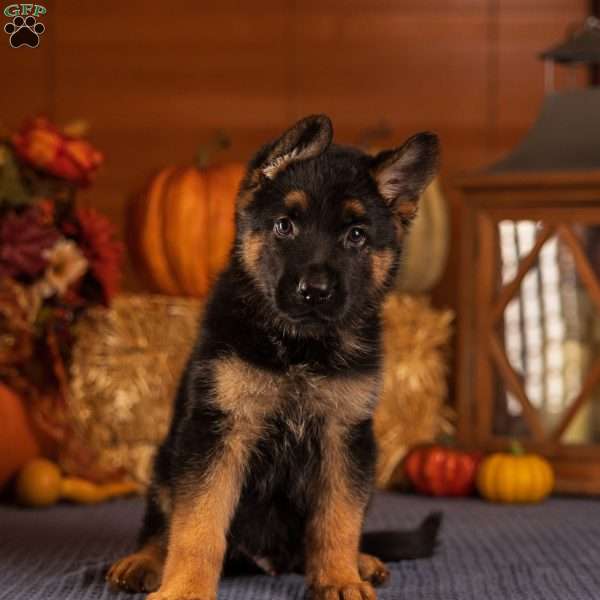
[107,115,441,600]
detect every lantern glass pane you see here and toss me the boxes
[492,221,600,444]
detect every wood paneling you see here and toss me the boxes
[292,7,490,173]
[50,1,292,234]
[0,0,589,293]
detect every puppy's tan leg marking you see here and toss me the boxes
[305,424,375,600]
[107,539,164,593]
[147,443,248,600]
[358,553,390,587]
[306,494,375,600]
[147,351,274,600]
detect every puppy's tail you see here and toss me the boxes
[359,512,442,561]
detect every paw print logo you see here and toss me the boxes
[4,15,45,48]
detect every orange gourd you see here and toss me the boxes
[15,458,139,507]
[477,443,554,503]
[0,384,40,489]
[129,154,245,298]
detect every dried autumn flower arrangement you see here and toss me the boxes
[0,116,123,469]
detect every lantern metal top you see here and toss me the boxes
[485,18,600,174]
[540,17,600,64]
[488,88,600,173]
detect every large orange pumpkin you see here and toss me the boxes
[0,384,40,489]
[129,161,246,297]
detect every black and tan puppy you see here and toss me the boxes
[107,115,441,600]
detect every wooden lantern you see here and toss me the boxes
[456,19,600,494]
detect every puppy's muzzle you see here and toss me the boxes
[296,266,335,306]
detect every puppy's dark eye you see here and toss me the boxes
[346,226,367,248]
[274,217,294,238]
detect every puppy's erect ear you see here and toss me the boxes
[260,115,333,179]
[371,132,440,223]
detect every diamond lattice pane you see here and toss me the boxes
[492,220,600,444]
[491,360,533,439]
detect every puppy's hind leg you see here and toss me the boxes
[107,539,165,593]
[107,485,169,593]
[358,553,390,587]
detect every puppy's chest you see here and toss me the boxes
[213,356,379,434]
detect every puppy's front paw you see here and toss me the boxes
[147,593,214,600]
[308,581,376,600]
[147,585,216,600]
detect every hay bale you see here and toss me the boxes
[68,294,201,484]
[67,292,453,489]
[375,294,454,489]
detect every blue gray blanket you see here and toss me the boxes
[1,492,599,599]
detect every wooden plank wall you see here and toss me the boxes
[0,0,588,298]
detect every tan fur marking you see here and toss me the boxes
[236,170,262,210]
[344,198,366,219]
[311,372,379,424]
[358,553,390,586]
[393,219,405,243]
[240,232,265,280]
[395,198,418,218]
[262,147,300,179]
[154,436,251,600]
[213,355,280,419]
[306,495,364,586]
[152,355,279,600]
[213,357,377,427]
[301,370,380,597]
[107,540,165,593]
[305,421,372,597]
[284,189,309,211]
[236,188,254,211]
[371,249,394,289]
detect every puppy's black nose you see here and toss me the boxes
[297,269,333,305]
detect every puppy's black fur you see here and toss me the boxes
[107,115,441,600]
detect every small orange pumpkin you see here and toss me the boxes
[0,384,40,489]
[129,142,245,297]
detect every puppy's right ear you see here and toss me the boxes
[371,132,440,225]
[255,114,333,181]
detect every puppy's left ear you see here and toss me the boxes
[260,114,333,179]
[371,132,440,224]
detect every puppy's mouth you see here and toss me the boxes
[274,298,348,330]
[281,307,338,324]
